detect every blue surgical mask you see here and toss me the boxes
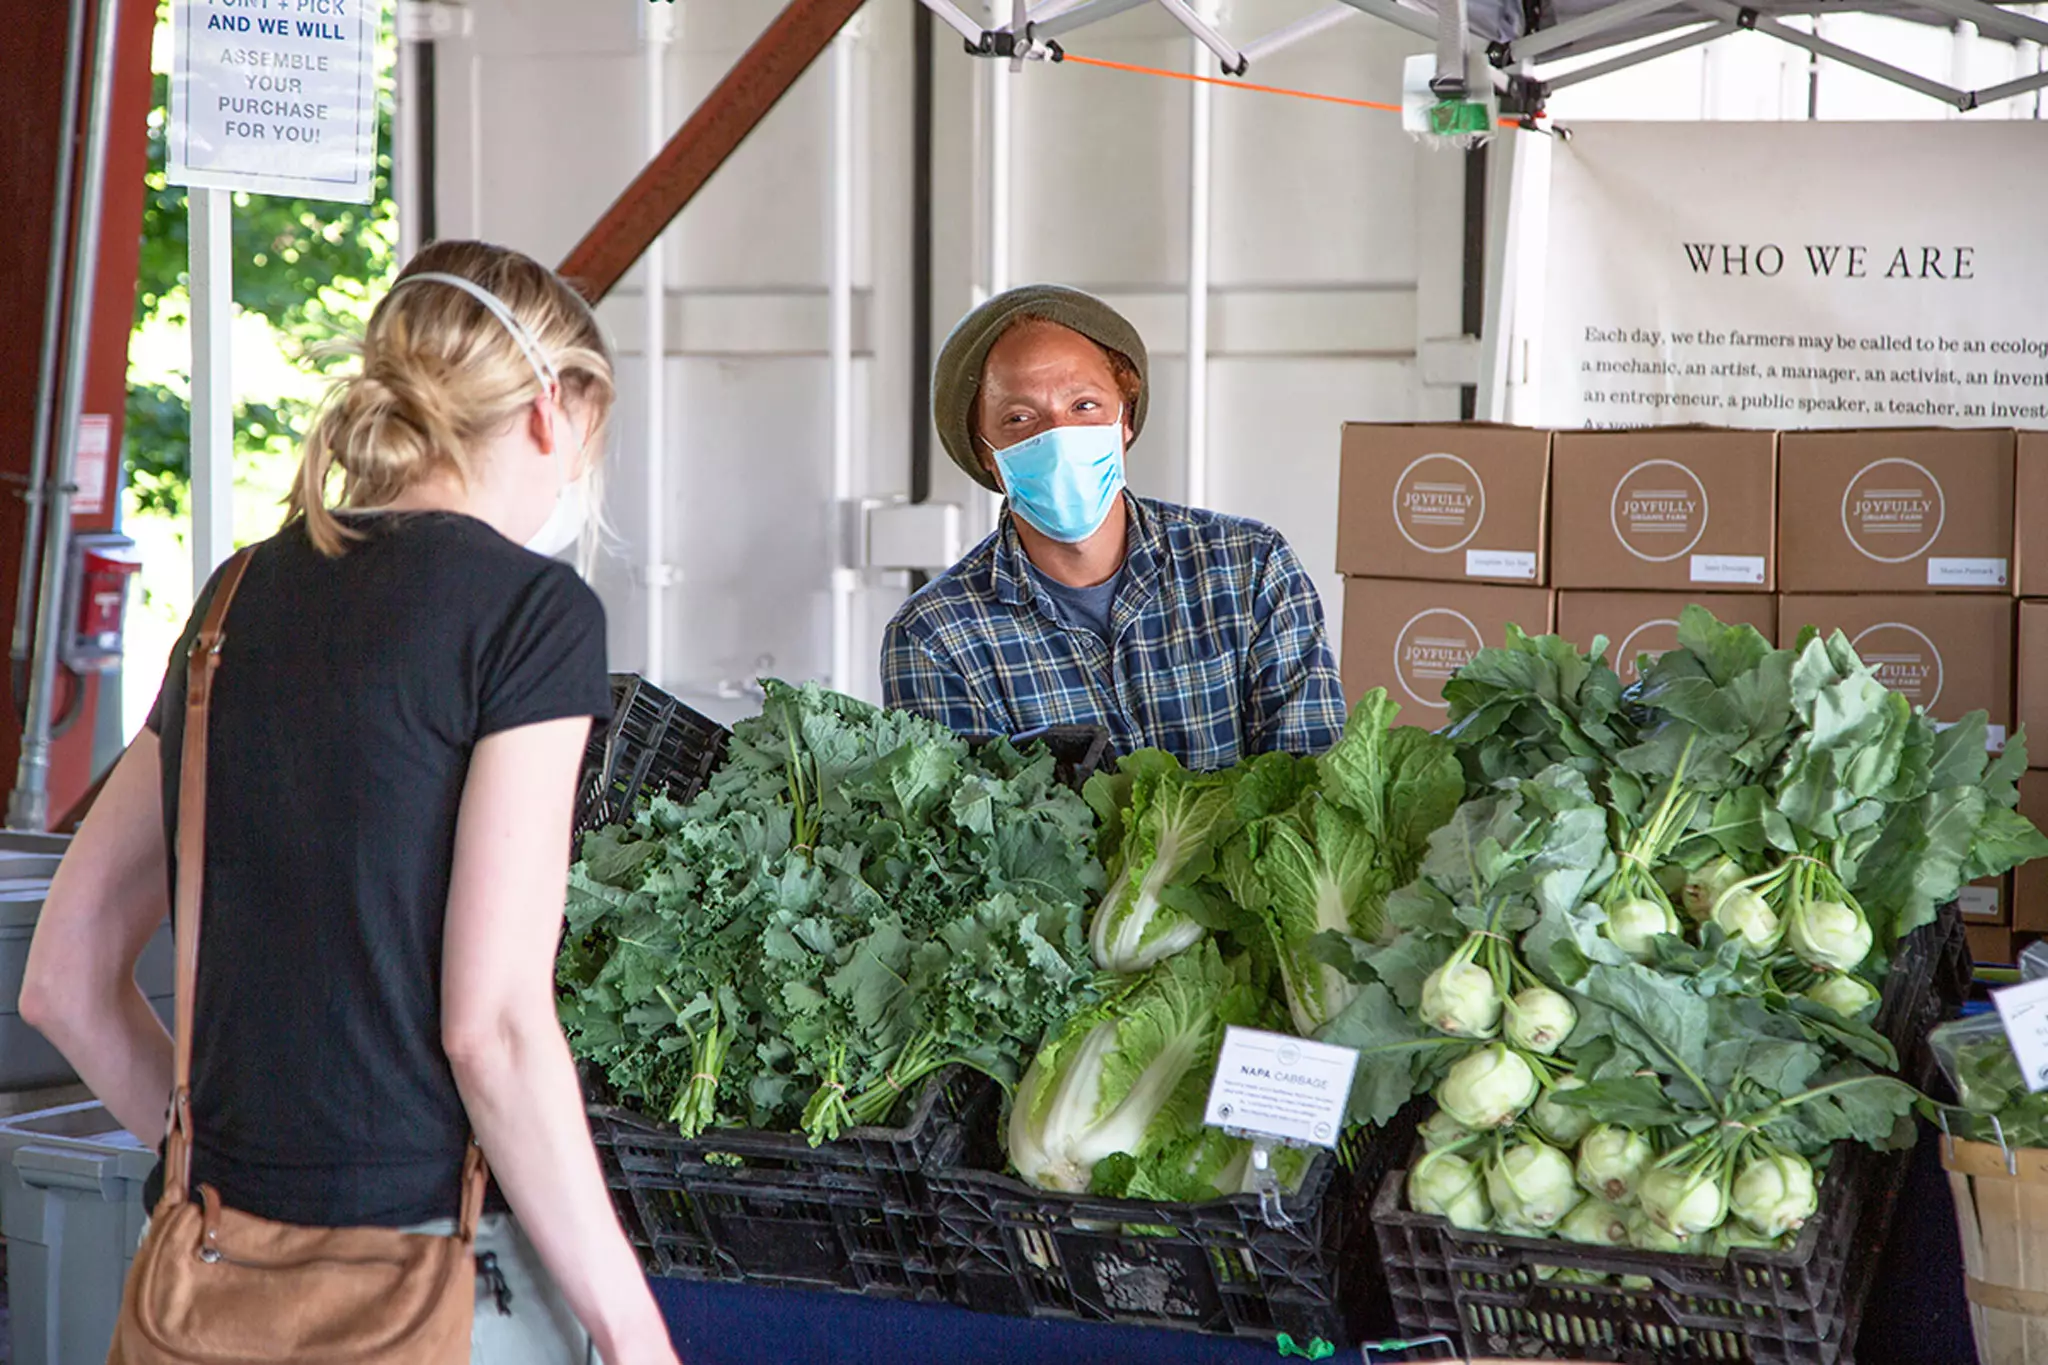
[988,414,1127,543]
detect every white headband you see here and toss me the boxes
[388,270,559,393]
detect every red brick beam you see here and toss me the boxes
[558,0,872,302]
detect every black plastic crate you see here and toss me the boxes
[968,725,1119,794]
[590,1066,999,1300]
[1372,903,1968,1364]
[576,675,729,834]
[577,677,1116,837]
[927,1103,1420,1346]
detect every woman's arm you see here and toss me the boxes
[441,717,678,1365]
[21,736,177,1141]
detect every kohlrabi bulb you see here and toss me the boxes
[1505,985,1578,1056]
[1710,1219,1790,1255]
[1484,1138,1580,1230]
[1557,1197,1632,1248]
[1576,1125,1653,1205]
[1803,974,1880,1018]
[1605,897,1681,963]
[1407,1148,1491,1231]
[1711,889,1783,955]
[1639,1164,1730,1239]
[1626,1208,1700,1255]
[1421,959,1502,1039]
[1786,899,1874,974]
[1730,1152,1818,1239]
[1530,1077,1596,1148]
[1420,1108,1476,1152]
[1437,1044,1540,1131]
[1683,856,1747,924]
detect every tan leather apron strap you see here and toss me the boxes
[165,549,254,1201]
[1966,1275,2048,1317]
[458,1143,488,1242]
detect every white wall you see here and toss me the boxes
[424,0,1462,715]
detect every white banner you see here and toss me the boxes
[1539,122,2048,430]
[168,0,382,203]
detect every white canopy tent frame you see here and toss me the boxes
[917,0,2048,112]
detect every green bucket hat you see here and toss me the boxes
[933,285,1150,492]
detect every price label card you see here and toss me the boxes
[1992,976,2048,1094]
[1203,1027,1358,1149]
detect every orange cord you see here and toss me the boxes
[1058,50,1528,128]
[1059,51,1406,113]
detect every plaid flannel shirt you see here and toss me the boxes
[881,496,1347,770]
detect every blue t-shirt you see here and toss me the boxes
[1027,562,1122,644]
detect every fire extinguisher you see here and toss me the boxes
[11,532,139,737]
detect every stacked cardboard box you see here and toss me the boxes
[1549,428,1778,685]
[1775,430,2018,942]
[1336,425,1554,723]
[1334,421,2039,959]
[2013,436,2048,951]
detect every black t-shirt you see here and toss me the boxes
[142,512,610,1228]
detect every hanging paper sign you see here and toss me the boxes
[71,415,112,518]
[167,0,382,203]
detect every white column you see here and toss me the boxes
[190,187,235,598]
[829,30,859,695]
[1184,35,1213,509]
[641,3,674,684]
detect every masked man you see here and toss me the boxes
[880,285,1345,770]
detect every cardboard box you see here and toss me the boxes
[1550,429,1776,592]
[2023,600,2048,766]
[1337,425,1552,585]
[1341,579,1553,718]
[1777,429,2014,593]
[1966,925,2032,966]
[2018,432,2048,597]
[1555,592,1777,686]
[1778,594,2015,746]
[2018,773,2048,933]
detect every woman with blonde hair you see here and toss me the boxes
[22,240,681,1365]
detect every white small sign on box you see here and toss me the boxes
[1690,554,1767,586]
[1203,1027,1357,1150]
[1992,976,2048,1093]
[1465,549,1537,581]
[1927,558,2009,588]
[1958,885,2004,920]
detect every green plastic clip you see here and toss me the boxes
[1274,1334,1336,1360]
[1427,99,1493,136]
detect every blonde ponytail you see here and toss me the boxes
[286,240,617,556]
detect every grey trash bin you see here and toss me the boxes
[0,1102,155,1365]
[0,882,173,1092]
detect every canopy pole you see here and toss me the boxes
[10,0,120,832]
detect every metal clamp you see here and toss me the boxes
[1249,1138,1294,1230]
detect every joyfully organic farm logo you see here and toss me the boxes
[1851,622,1944,709]
[1842,459,1945,563]
[1394,609,1484,709]
[1610,460,1709,562]
[1393,454,1485,553]
[1614,618,1683,684]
